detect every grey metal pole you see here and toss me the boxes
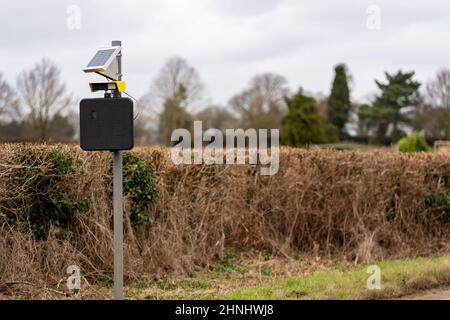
[113,149,123,300]
[112,40,123,300]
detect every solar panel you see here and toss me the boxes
[86,48,117,68]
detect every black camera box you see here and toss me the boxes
[79,97,133,151]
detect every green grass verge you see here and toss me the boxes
[227,255,450,300]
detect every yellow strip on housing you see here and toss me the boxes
[88,81,126,93]
[116,81,126,92]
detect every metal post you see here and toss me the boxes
[113,149,123,300]
[112,40,123,300]
[112,40,122,87]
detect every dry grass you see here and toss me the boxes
[0,144,449,299]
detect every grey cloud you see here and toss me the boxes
[209,0,283,16]
[0,0,449,106]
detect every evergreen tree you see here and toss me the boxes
[281,89,325,146]
[158,84,192,145]
[327,64,351,138]
[358,70,421,143]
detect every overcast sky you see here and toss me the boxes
[1,0,449,107]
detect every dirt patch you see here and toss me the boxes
[400,287,450,300]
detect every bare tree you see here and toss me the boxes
[414,69,450,140]
[16,58,72,141]
[148,57,205,145]
[0,73,19,122]
[194,105,238,131]
[229,73,289,129]
[132,93,160,145]
[152,56,204,108]
[426,69,450,109]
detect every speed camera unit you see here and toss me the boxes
[81,41,130,300]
